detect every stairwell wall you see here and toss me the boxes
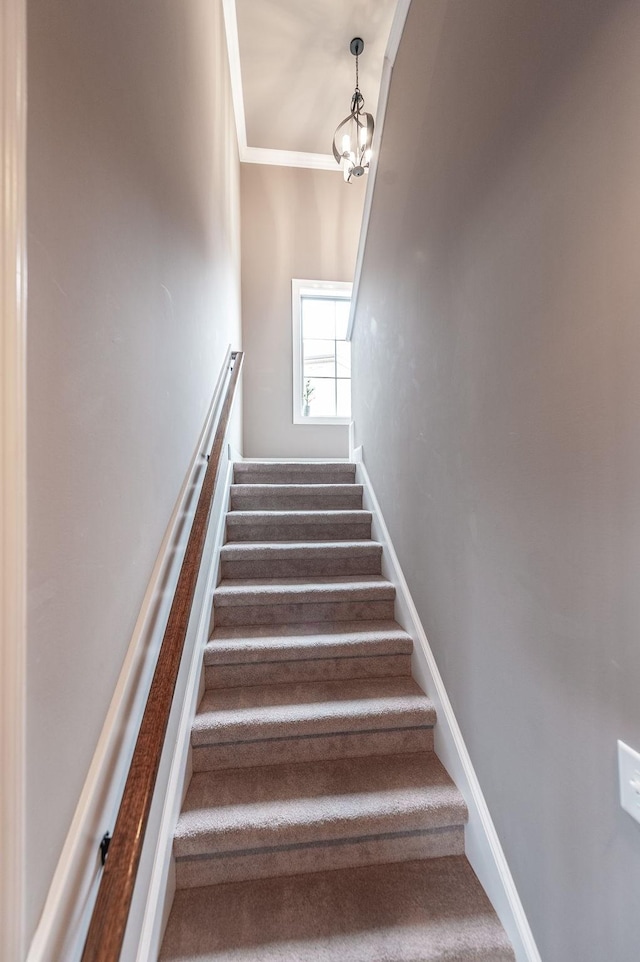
[240,164,364,459]
[351,2,640,961]
[26,0,241,945]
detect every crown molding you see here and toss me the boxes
[240,145,338,171]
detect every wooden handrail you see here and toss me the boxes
[81,351,244,962]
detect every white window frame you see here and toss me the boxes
[292,278,353,426]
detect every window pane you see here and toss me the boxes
[304,377,336,418]
[335,299,351,340]
[302,298,335,340]
[337,378,351,417]
[303,339,335,378]
[295,285,353,422]
[336,340,351,378]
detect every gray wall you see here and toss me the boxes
[352,2,640,960]
[26,0,241,941]
[241,163,364,459]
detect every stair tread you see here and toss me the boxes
[160,855,515,961]
[227,509,371,522]
[230,483,363,494]
[220,540,382,558]
[216,574,390,585]
[205,619,413,664]
[235,460,355,471]
[174,752,467,859]
[214,575,395,609]
[193,676,434,745]
[210,618,410,640]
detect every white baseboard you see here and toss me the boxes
[348,422,356,460]
[27,348,234,962]
[355,453,541,962]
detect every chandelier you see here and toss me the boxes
[332,38,374,183]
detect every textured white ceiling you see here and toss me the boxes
[234,0,398,158]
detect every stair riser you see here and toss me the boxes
[225,522,371,542]
[214,599,395,627]
[204,653,412,689]
[175,825,464,889]
[192,725,433,772]
[231,493,363,511]
[234,471,356,485]
[221,556,381,579]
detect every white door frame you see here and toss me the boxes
[1,0,27,958]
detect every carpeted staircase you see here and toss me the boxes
[160,461,515,961]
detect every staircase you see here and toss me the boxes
[160,461,515,961]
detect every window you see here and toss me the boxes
[292,279,352,425]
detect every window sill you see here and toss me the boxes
[293,415,351,426]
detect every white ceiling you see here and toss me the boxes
[223,0,399,168]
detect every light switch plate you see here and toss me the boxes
[618,740,640,825]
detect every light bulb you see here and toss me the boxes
[341,133,351,155]
[364,148,372,164]
[359,123,367,147]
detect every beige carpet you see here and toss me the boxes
[159,461,515,961]
[161,857,514,962]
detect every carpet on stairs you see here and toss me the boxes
[159,461,515,962]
